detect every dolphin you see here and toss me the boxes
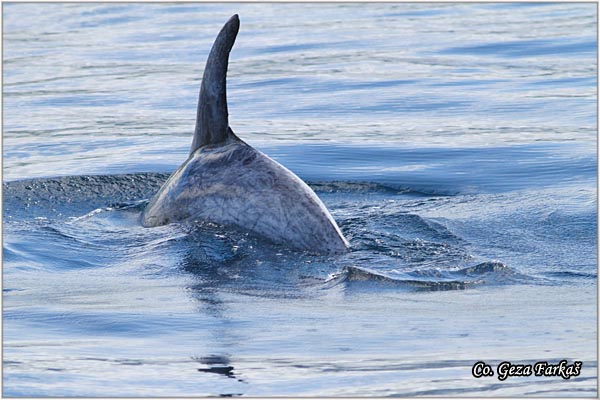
[142,14,349,255]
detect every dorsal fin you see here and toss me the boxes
[191,14,240,154]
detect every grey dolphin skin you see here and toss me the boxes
[142,14,349,255]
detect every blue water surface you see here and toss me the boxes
[2,3,598,397]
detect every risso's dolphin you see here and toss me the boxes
[142,14,349,255]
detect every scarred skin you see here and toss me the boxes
[141,14,349,255]
[142,138,349,254]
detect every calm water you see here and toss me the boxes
[2,3,598,397]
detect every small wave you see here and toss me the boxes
[347,229,469,269]
[432,261,531,284]
[543,270,597,280]
[324,266,479,291]
[108,199,149,210]
[324,261,529,291]
[308,181,432,196]
[68,207,113,223]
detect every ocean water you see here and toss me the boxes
[2,3,598,397]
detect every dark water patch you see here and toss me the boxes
[384,8,451,18]
[30,95,129,107]
[260,41,354,55]
[528,76,596,88]
[3,360,23,366]
[294,98,472,115]
[3,173,168,220]
[236,76,418,96]
[3,288,25,293]
[198,366,235,376]
[427,78,509,88]
[441,38,596,58]
[194,355,244,382]
[483,3,566,10]
[236,76,302,89]
[342,79,418,90]
[262,142,596,195]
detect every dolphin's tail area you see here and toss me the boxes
[191,14,240,154]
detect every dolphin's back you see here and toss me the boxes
[142,14,349,254]
[142,141,349,254]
